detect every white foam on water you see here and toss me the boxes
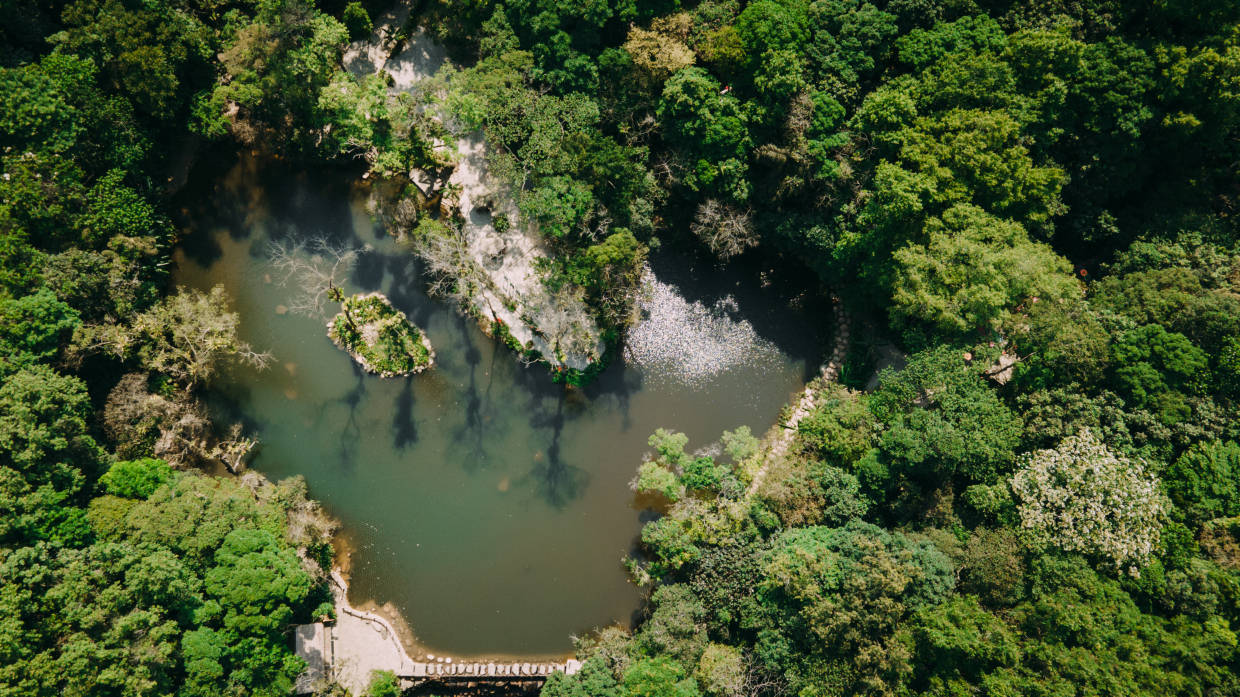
[624,269,787,388]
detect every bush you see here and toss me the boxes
[342,2,373,42]
[364,670,400,697]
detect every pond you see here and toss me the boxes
[172,153,829,656]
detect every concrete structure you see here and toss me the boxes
[294,622,332,693]
[406,660,582,679]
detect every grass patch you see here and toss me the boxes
[328,292,434,377]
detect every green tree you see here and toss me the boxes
[623,656,702,697]
[542,656,622,697]
[1092,268,1240,354]
[54,0,211,117]
[206,528,311,637]
[910,596,1018,683]
[0,288,80,373]
[1111,324,1208,423]
[890,204,1078,337]
[1164,441,1240,529]
[342,2,372,41]
[956,527,1025,607]
[633,584,710,667]
[1015,296,1111,387]
[871,346,1023,485]
[0,542,199,696]
[0,365,103,490]
[212,0,349,146]
[736,0,809,55]
[521,175,595,238]
[658,67,752,201]
[0,211,44,299]
[759,460,869,527]
[694,643,745,697]
[99,458,173,499]
[758,522,954,694]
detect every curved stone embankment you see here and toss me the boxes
[748,294,851,494]
[295,570,579,694]
[409,660,583,679]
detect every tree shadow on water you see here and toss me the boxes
[327,365,369,471]
[578,357,642,432]
[521,394,589,509]
[352,243,391,290]
[392,377,418,450]
[450,314,492,472]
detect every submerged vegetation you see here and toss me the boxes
[3,0,1240,694]
[328,292,434,377]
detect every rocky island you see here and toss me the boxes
[329,292,435,377]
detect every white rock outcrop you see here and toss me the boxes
[343,4,605,372]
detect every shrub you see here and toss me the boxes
[364,670,400,697]
[99,457,173,499]
[342,2,373,42]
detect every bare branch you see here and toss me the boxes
[691,200,758,260]
[267,237,364,319]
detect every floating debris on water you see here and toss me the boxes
[275,304,288,315]
[625,268,786,388]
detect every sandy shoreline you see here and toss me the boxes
[330,533,578,666]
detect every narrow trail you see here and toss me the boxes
[747,295,851,495]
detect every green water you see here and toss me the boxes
[173,154,827,655]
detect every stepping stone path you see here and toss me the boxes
[748,295,851,495]
[409,660,582,679]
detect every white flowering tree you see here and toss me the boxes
[1011,428,1167,574]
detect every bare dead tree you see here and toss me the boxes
[267,237,364,319]
[406,224,503,318]
[75,285,270,389]
[534,285,597,359]
[104,372,259,472]
[691,199,758,260]
[209,423,259,473]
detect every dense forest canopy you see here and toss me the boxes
[2,0,1240,694]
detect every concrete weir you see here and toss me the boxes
[294,570,580,693]
[407,660,582,679]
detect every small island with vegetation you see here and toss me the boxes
[328,292,434,377]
